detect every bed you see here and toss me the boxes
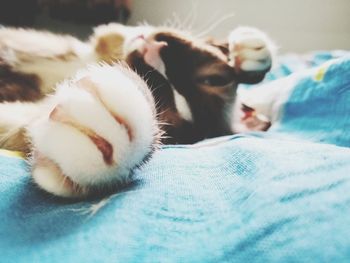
[1,51,350,262]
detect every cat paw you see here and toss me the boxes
[228,27,276,83]
[27,64,159,198]
[92,23,155,62]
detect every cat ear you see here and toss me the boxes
[227,27,276,84]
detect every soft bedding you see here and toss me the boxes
[0,51,350,262]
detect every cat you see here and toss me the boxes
[0,23,275,197]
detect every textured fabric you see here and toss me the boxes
[1,52,350,262]
[272,56,350,147]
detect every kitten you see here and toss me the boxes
[0,23,275,197]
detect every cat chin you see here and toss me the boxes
[28,64,159,198]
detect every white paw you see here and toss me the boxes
[92,23,156,61]
[27,64,158,198]
[228,27,275,73]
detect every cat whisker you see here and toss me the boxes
[173,12,188,31]
[181,0,199,32]
[195,12,236,38]
[156,121,172,127]
[137,20,150,28]
[143,69,157,80]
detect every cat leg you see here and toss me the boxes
[27,64,159,198]
[228,26,276,84]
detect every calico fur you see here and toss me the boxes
[0,23,275,197]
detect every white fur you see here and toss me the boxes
[0,101,43,127]
[28,64,157,195]
[17,46,96,95]
[239,75,297,121]
[172,88,193,122]
[228,26,276,71]
[232,76,297,133]
[121,25,156,55]
[31,160,80,198]
[92,23,156,61]
[0,27,98,94]
[144,42,167,77]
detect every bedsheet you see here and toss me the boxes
[0,51,350,263]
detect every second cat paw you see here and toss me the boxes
[228,27,276,83]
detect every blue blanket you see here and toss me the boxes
[1,51,350,263]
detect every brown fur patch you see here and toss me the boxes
[95,34,124,63]
[126,31,238,143]
[126,50,198,143]
[0,126,31,153]
[0,65,43,102]
[154,31,236,140]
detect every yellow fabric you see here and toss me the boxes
[0,149,25,159]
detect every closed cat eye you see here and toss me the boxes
[197,75,233,87]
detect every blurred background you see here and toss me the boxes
[0,0,349,53]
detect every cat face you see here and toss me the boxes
[126,28,240,144]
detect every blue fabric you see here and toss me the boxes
[266,50,349,81]
[1,52,350,262]
[271,56,350,147]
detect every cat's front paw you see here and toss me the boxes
[27,64,159,198]
[228,27,276,84]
